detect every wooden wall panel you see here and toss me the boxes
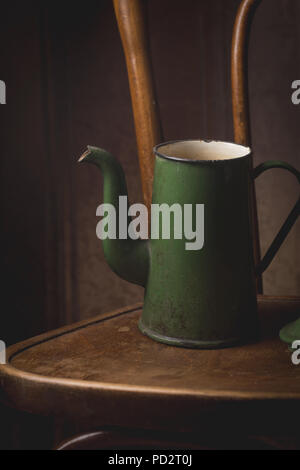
[0,2,47,343]
[248,0,300,295]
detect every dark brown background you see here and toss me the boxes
[0,0,300,450]
[1,0,299,346]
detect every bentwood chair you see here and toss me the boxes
[0,0,300,450]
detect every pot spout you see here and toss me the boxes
[79,146,149,287]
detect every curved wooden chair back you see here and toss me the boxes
[232,0,262,292]
[113,0,263,292]
[113,0,162,211]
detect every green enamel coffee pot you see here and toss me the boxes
[79,140,300,349]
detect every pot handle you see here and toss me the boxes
[254,161,300,276]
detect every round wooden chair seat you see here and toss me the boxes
[1,296,300,436]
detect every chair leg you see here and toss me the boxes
[55,428,300,450]
[55,429,204,450]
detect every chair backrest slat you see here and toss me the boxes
[113,0,163,211]
[231,0,263,292]
[231,0,262,146]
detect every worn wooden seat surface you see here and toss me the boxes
[1,296,299,436]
